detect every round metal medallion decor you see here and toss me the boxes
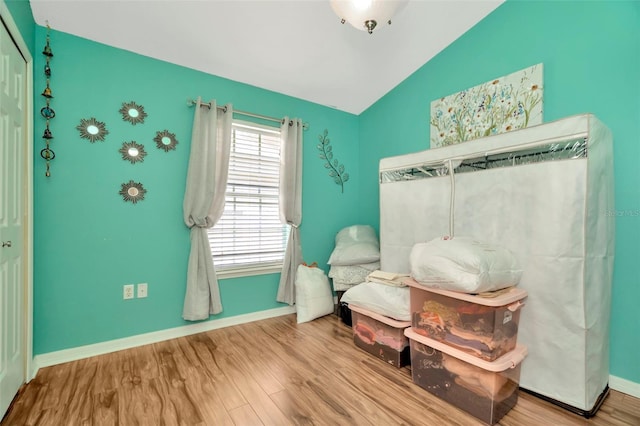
[77,117,109,143]
[119,141,147,164]
[119,101,147,125]
[153,130,178,152]
[119,180,147,204]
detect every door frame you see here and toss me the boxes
[0,0,34,382]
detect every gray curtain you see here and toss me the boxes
[277,118,303,305]
[182,98,233,320]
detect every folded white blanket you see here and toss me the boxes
[332,279,362,292]
[329,262,380,285]
[366,270,409,287]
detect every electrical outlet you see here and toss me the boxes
[137,283,148,298]
[123,284,134,300]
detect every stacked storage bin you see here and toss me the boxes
[349,304,411,368]
[403,280,527,424]
[340,271,413,368]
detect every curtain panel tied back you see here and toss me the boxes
[182,98,233,321]
[277,118,304,305]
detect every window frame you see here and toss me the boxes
[209,119,289,278]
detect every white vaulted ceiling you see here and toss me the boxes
[29,0,503,115]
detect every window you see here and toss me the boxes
[208,120,289,277]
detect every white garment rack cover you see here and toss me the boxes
[379,114,614,412]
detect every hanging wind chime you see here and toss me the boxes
[40,22,55,177]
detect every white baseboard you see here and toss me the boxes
[31,305,296,379]
[610,375,640,399]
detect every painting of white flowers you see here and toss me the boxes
[430,63,543,148]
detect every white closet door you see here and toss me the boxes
[0,18,27,418]
[453,159,597,410]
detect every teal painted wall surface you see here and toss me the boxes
[33,27,360,354]
[359,1,640,383]
[3,0,35,54]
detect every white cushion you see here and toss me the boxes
[327,242,380,266]
[295,265,334,324]
[340,281,410,321]
[334,224,379,244]
[410,236,522,293]
[327,225,380,266]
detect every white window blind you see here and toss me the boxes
[208,120,289,275]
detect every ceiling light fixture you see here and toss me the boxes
[330,0,408,34]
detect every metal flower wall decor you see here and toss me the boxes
[119,101,147,125]
[153,130,178,152]
[77,117,109,143]
[119,180,147,204]
[119,141,147,164]
[317,129,349,193]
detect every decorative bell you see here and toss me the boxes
[44,63,51,77]
[42,43,53,57]
[43,128,53,139]
[42,84,53,98]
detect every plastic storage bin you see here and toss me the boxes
[405,278,526,361]
[405,328,527,425]
[350,304,411,368]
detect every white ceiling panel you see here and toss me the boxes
[29,0,504,114]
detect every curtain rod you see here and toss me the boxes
[187,99,308,130]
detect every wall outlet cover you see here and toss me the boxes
[137,283,148,298]
[123,284,134,300]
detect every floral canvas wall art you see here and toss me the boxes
[430,64,543,148]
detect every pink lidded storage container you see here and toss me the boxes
[349,304,412,368]
[405,277,527,362]
[405,328,527,425]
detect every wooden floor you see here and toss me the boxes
[3,314,639,426]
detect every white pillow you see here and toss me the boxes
[410,236,522,293]
[327,242,380,266]
[334,225,379,244]
[328,224,380,266]
[340,281,410,321]
[295,265,334,324]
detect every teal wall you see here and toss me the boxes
[32,27,360,354]
[3,0,35,54]
[26,0,640,386]
[359,1,640,383]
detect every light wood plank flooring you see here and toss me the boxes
[2,314,639,425]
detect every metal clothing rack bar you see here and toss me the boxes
[187,99,308,130]
[380,136,588,183]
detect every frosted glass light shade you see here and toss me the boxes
[330,0,408,34]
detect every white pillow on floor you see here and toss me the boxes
[295,265,334,324]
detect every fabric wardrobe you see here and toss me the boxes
[378,114,614,416]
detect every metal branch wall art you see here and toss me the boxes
[40,22,55,177]
[317,129,349,193]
